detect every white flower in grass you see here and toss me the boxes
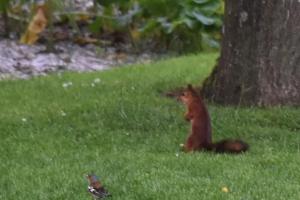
[93,78,101,83]
[91,83,95,87]
[22,118,27,122]
[60,111,67,117]
[62,81,73,88]
[175,153,179,157]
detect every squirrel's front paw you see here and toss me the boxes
[184,114,191,121]
[179,143,185,151]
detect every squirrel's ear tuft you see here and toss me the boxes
[187,84,199,96]
[187,84,193,90]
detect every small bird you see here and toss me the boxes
[86,174,111,199]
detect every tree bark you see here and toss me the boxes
[202,0,300,106]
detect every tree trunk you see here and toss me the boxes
[202,0,300,106]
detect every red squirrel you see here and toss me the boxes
[179,84,249,153]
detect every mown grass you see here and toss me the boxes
[1,53,300,200]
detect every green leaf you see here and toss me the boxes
[89,17,102,34]
[169,19,186,33]
[193,0,209,4]
[139,18,159,34]
[0,0,10,12]
[192,11,215,25]
[157,17,172,33]
[98,0,130,9]
[182,18,194,29]
[200,0,222,13]
[201,32,220,48]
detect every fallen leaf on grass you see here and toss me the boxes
[222,186,229,193]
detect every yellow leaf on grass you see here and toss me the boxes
[20,6,47,45]
[222,187,229,193]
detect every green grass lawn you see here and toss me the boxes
[1,53,300,200]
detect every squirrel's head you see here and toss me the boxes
[179,84,199,104]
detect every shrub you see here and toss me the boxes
[94,0,224,53]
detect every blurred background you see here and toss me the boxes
[0,0,223,79]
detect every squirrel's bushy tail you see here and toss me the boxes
[210,139,249,154]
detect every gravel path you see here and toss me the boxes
[0,0,160,80]
[0,39,155,80]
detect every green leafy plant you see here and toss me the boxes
[3,0,224,53]
[0,0,10,13]
[0,0,11,36]
[91,0,224,52]
[139,0,223,52]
